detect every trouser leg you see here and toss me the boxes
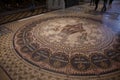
[109,0,113,5]
[101,0,107,12]
[94,0,99,11]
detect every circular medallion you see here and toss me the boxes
[32,48,50,62]
[32,16,113,53]
[13,16,119,76]
[105,49,120,62]
[71,54,91,71]
[49,52,69,68]
[91,54,111,69]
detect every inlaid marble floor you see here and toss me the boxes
[0,1,120,80]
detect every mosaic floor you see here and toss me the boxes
[0,7,48,25]
[0,2,120,80]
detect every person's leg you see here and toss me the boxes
[64,0,67,8]
[109,0,113,8]
[109,0,113,5]
[90,0,93,6]
[94,0,100,11]
[93,0,95,5]
[101,0,107,12]
[90,0,95,6]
